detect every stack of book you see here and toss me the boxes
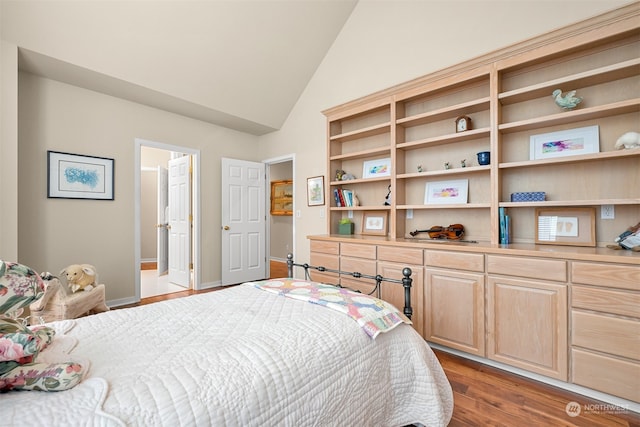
[333,188,355,207]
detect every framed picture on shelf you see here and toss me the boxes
[362,158,391,179]
[424,179,469,205]
[361,210,388,236]
[529,125,599,160]
[47,150,115,200]
[270,180,293,215]
[535,207,596,247]
[306,176,324,206]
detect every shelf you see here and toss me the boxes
[329,122,391,143]
[397,165,490,179]
[330,206,391,211]
[499,148,640,169]
[398,203,491,210]
[329,175,391,186]
[397,97,490,127]
[329,147,391,162]
[500,199,640,208]
[499,98,640,134]
[499,58,640,105]
[397,128,491,150]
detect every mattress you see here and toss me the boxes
[0,281,453,426]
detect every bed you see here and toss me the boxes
[0,257,453,426]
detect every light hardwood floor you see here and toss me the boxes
[130,260,640,426]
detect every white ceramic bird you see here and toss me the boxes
[552,89,582,110]
[615,131,640,150]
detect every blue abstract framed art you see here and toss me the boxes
[47,151,114,200]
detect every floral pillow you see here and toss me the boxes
[0,260,85,392]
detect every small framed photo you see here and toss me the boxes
[271,180,293,215]
[535,207,596,247]
[362,158,391,179]
[307,176,325,206]
[529,125,599,160]
[425,179,469,205]
[361,210,388,236]
[47,150,114,200]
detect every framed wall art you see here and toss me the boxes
[361,210,388,236]
[362,158,391,179]
[535,207,596,247]
[306,176,325,206]
[270,180,293,215]
[529,125,599,160]
[424,179,469,205]
[47,151,115,200]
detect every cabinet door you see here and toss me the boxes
[425,268,485,356]
[487,276,567,380]
[378,262,424,338]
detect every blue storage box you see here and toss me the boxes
[510,192,546,202]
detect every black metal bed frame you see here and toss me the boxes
[285,253,413,320]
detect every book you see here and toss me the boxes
[333,188,342,207]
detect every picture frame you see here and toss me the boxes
[306,176,325,206]
[535,207,596,247]
[529,125,599,160]
[362,158,391,179]
[424,179,469,205]
[270,180,293,216]
[47,150,114,200]
[361,210,388,236]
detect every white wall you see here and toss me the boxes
[258,0,632,262]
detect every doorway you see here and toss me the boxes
[135,138,201,301]
[265,155,294,278]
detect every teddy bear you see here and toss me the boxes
[60,264,98,293]
[0,260,85,391]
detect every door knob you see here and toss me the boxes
[223,225,230,230]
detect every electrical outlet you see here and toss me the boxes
[319,209,324,218]
[406,209,413,219]
[601,205,615,219]
[348,210,353,219]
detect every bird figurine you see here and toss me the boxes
[552,89,582,110]
[615,131,640,150]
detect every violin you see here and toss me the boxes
[410,224,465,240]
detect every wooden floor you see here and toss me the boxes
[130,261,640,426]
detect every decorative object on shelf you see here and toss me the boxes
[476,151,490,165]
[409,224,465,240]
[444,162,451,170]
[535,207,596,247]
[340,172,356,180]
[417,164,423,173]
[270,180,293,215]
[614,131,640,150]
[529,125,599,160]
[455,115,472,132]
[425,179,469,205]
[306,176,324,207]
[384,185,391,206]
[361,211,388,236]
[338,218,354,235]
[460,159,467,168]
[607,222,640,251]
[510,192,546,202]
[362,158,391,179]
[353,194,360,207]
[335,169,345,181]
[47,150,115,200]
[552,88,582,110]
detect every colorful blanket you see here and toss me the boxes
[255,279,411,339]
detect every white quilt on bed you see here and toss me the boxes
[0,283,453,427]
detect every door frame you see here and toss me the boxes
[134,138,201,301]
[263,153,296,278]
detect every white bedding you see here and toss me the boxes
[0,282,453,426]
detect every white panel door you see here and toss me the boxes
[221,157,265,285]
[156,166,168,276]
[168,156,190,287]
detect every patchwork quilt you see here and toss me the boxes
[0,282,453,426]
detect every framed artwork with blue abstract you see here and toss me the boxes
[529,125,599,160]
[47,151,114,200]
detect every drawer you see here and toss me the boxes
[487,255,566,282]
[309,252,339,271]
[572,348,640,402]
[310,240,339,255]
[572,285,640,318]
[340,242,376,259]
[572,262,640,291]
[425,250,484,272]
[340,257,376,277]
[378,246,423,265]
[572,311,640,361]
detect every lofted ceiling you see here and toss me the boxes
[4,0,358,135]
